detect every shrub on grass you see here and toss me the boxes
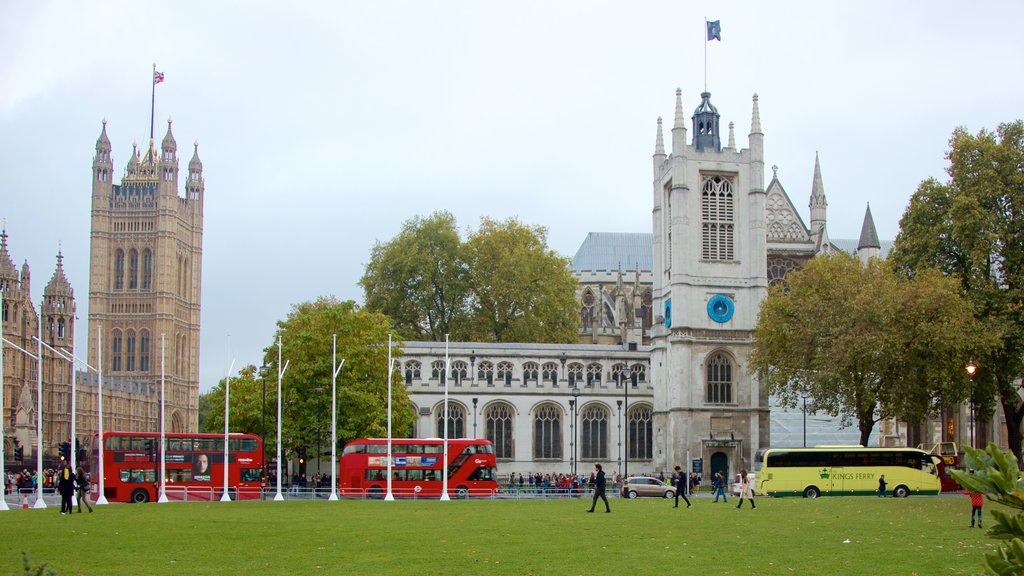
[953,443,1024,575]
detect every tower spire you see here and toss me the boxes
[654,117,665,156]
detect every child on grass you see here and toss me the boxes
[964,488,984,528]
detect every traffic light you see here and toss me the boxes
[144,440,154,460]
[296,446,306,464]
[59,442,71,462]
[14,446,23,462]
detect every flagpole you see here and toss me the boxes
[150,63,157,141]
[704,18,708,93]
[96,327,108,505]
[34,305,45,508]
[221,357,235,502]
[0,293,8,511]
[384,334,395,501]
[440,335,450,501]
[158,334,168,502]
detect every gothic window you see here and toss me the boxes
[57,317,65,339]
[435,403,466,439]
[567,363,584,388]
[1,301,7,322]
[431,360,446,385]
[142,249,153,290]
[112,329,123,372]
[586,363,602,387]
[404,360,421,385]
[533,403,562,459]
[115,249,125,290]
[129,249,139,289]
[612,363,627,387]
[485,402,514,459]
[478,361,494,386]
[47,317,54,340]
[139,331,150,373]
[706,352,733,404]
[542,362,559,386]
[125,330,136,372]
[581,289,595,330]
[523,362,539,384]
[701,174,735,261]
[580,404,609,460]
[767,255,802,287]
[451,361,468,386]
[628,405,653,460]
[631,364,647,384]
[497,362,513,387]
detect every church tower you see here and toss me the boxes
[42,250,76,452]
[86,119,204,434]
[650,89,769,477]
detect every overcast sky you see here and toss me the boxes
[3,1,1023,392]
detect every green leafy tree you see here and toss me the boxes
[751,253,984,445]
[953,444,1024,574]
[201,364,270,447]
[464,217,579,343]
[360,211,470,341]
[890,121,1024,462]
[361,213,579,344]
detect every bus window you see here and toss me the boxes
[166,469,192,483]
[240,468,262,482]
[467,467,495,481]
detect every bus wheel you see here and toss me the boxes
[893,485,910,498]
[455,485,469,499]
[130,489,150,503]
[367,486,384,500]
[803,486,820,499]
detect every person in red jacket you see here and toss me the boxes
[964,489,984,528]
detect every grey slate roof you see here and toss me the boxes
[572,232,652,273]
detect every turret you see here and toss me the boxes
[43,250,75,345]
[692,92,720,152]
[187,141,204,202]
[857,204,881,264]
[93,119,112,184]
[160,118,179,183]
[809,153,828,241]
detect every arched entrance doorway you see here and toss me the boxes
[710,451,729,480]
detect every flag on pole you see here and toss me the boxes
[707,20,721,42]
[153,70,165,84]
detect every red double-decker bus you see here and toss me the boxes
[90,431,264,503]
[340,438,499,498]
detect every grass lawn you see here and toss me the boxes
[1,494,999,575]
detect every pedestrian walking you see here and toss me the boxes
[735,469,755,509]
[586,463,610,513]
[57,464,76,515]
[877,474,887,497]
[712,471,728,503]
[673,466,691,508]
[75,466,93,513]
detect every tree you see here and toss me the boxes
[751,253,984,445]
[360,211,469,341]
[361,213,579,344]
[200,364,268,445]
[890,121,1024,462]
[464,217,579,343]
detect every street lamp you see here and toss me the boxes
[966,360,977,448]
[571,385,581,477]
[622,365,632,479]
[472,397,478,438]
[616,400,622,478]
[259,363,268,500]
[801,393,809,448]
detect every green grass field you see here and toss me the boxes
[0,494,1000,575]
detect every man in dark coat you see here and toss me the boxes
[586,463,610,513]
[57,464,76,515]
[673,466,692,508]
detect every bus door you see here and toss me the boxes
[828,467,844,494]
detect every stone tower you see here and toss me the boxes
[650,89,769,477]
[42,250,76,453]
[86,119,204,434]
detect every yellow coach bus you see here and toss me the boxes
[758,446,942,498]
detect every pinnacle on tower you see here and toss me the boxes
[654,117,665,156]
[161,118,177,156]
[727,121,736,150]
[673,88,685,129]
[750,93,762,134]
[858,204,881,251]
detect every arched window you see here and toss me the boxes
[533,403,562,459]
[435,403,466,439]
[431,360,446,385]
[125,330,136,372]
[586,363,602,387]
[612,363,627,386]
[128,249,139,289]
[114,249,125,290]
[580,404,609,460]
[485,403,514,459]
[701,174,735,261]
[142,249,153,290]
[628,405,653,460]
[542,362,559,387]
[706,352,733,404]
[139,331,150,372]
[111,329,123,372]
[567,363,583,388]
[478,361,494,386]
[57,317,65,338]
[404,361,421,385]
[451,361,468,386]
[631,364,647,383]
[523,362,539,385]
[497,362,513,387]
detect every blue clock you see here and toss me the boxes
[664,299,672,328]
[707,294,734,323]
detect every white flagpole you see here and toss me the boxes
[221,358,235,502]
[96,327,107,505]
[0,293,8,511]
[274,336,288,501]
[70,331,77,472]
[384,334,394,501]
[34,306,45,509]
[158,334,168,503]
[330,335,344,501]
[440,335,450,501]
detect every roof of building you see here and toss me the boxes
[571,232,653,273]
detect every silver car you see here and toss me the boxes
[621,476,676,499]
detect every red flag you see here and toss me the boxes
[153,70,165,84]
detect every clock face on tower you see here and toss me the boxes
[707,294,734,323]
